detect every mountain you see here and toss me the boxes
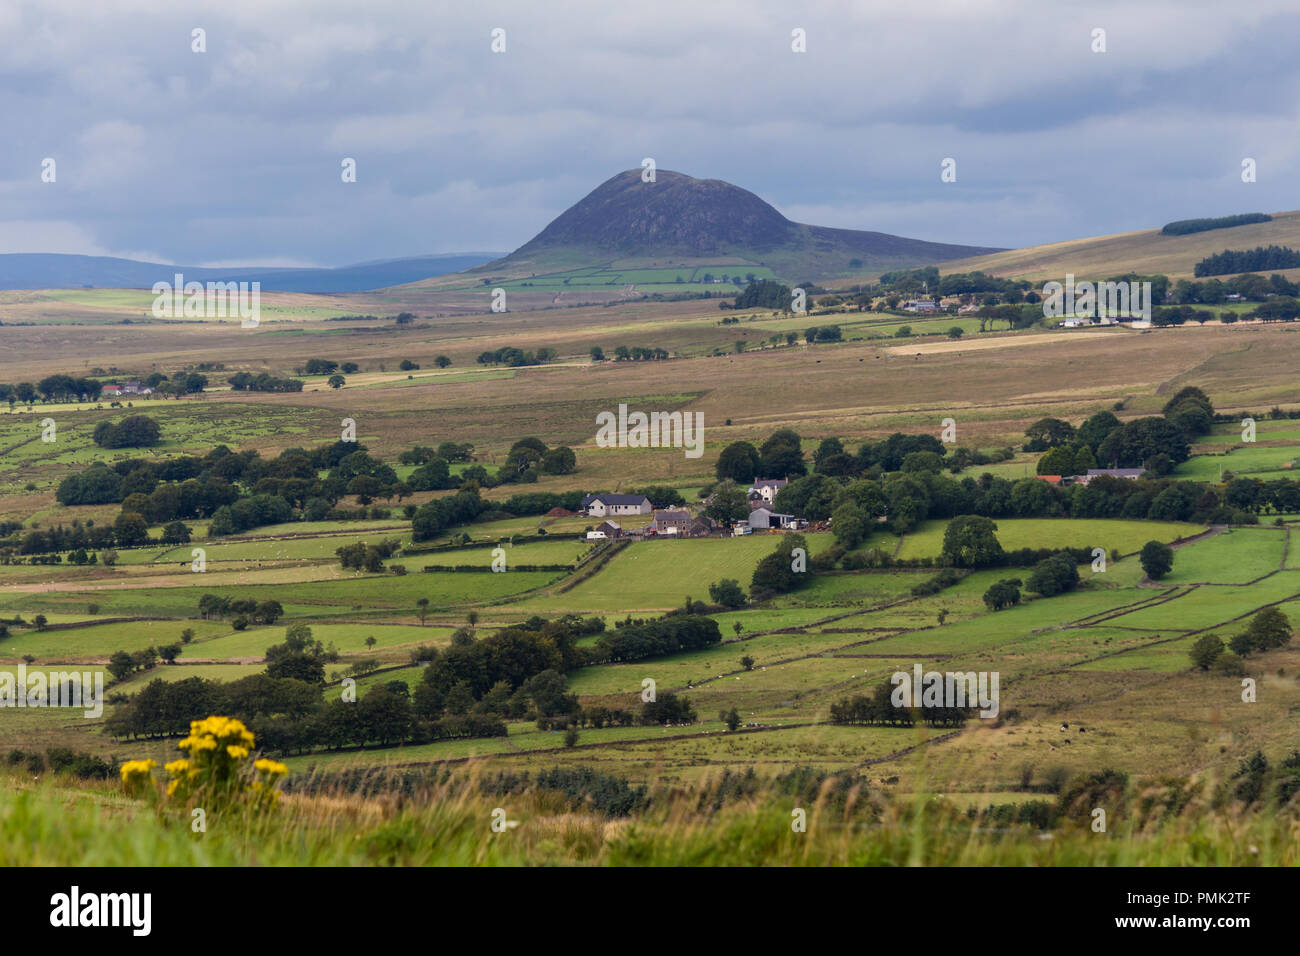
[488,169,1002,280]
[0,253,501,293]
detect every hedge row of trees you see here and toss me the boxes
[829,681,972,727]
[476,347,557,367]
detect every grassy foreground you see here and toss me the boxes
[5,767,1297,866]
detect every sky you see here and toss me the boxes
[3,0,1298,267]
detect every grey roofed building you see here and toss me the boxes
[748,507,794,530]
[582,493,653,517]
[1082,468,1145,484]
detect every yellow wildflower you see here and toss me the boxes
[119,759,157,783]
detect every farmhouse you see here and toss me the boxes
[581,493,652,517]
[100,385,122,397]
[748,477,788,504]
[649,510,690,535]
[903,299,939,313]
[1081,468,1145,484]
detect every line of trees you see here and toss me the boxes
[1194,246,1300,277]
[227,371,304,392]
[1161,213,1271,236]
[476,347,557,367]
[830,680,972,727]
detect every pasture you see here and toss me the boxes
[2,284,1299,811]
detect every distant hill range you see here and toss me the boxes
[0,253,500,293]
[484,169,1003,280]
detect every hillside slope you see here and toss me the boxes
[942,210,1300,281]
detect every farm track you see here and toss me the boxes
[856,730,964,769]
[1069,586,1193,627]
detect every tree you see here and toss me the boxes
[540,446,577,475]
[1077,411,1121,452]
[708,579,747,608]
[740,655,755,671]
[831,500,867,549]
[759,429,806,478]
[416,597,430,626]
[1036,445,1076,476]
[947,326,964,339]
[1236,606,1293,654]
[1026,553,1079,597]
[113,511,149,547]
[1023,417,1075,452]
[327,374,346,389]
[1097,416,1190,467]
[92,415,161,448]
[33,614,48,631]
[704,480,750,524]
[180,628,195,644]
[983,578,1022,611]
[1139,540,1174,580]
[158,643,182,663]
[941,515,1004,568]
[160,520,192,544]
[720,708,741,731]
[751,534,811,597]
[716,441,762,483]
[1189,634,1225,671]
[107,650,135,681]
[435,355,452,368]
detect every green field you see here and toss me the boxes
[895,518,1204,560]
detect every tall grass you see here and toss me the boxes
[3,765,1297,866]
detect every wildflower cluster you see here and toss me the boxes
[119,759,157,796]
[118,715,288,813]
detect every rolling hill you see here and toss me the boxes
[942,210,1300,282]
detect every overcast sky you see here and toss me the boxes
[3,0,1298,266]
